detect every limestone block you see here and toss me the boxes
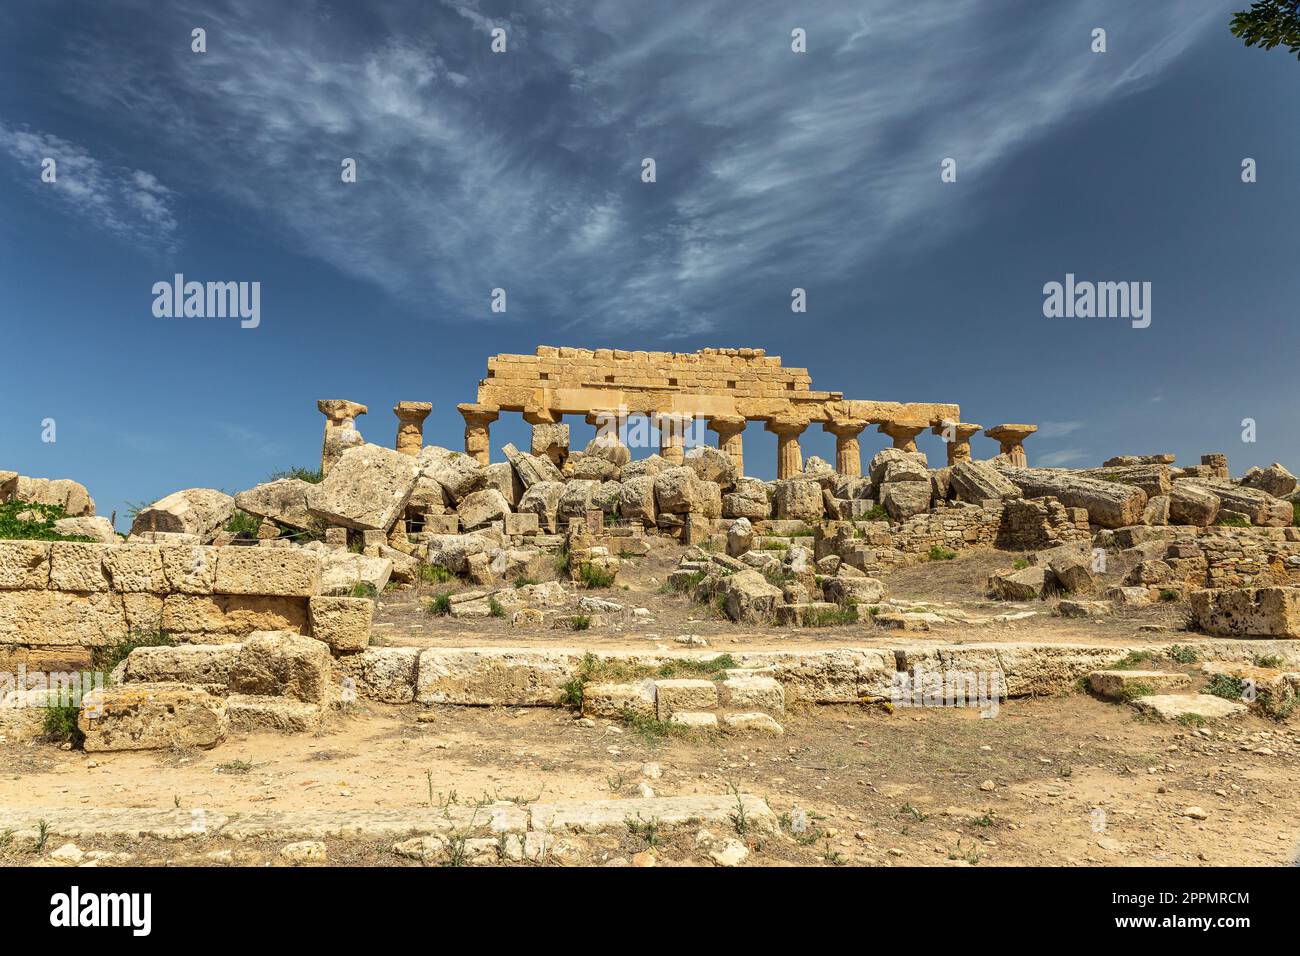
[234,479,317,531]
[1241,462,1297,498]
[822,576,886,605]
[618,476,657,524]
[79,683,228,752]
[582,681,655,719]
[502,443,564,489]
[214,547,321,597]
[415,648,580,706]
[505,513,539,536]
[868,448,928,485]
[484,462,524,509]
[0,541,51,590]
[584,432,631,467]
[227,631,332,703]
[1129,694,1247,722]
[880,481,931,521]
[123,643,240,695]
[654,467,704,515]
[718,675,784,715]
[0,590,127,646]
[159,594,309,638]
[52,516,119,545]
[332,646,420,704]
[1047,551,1096,593]
[518,481,566,533]
[307,443,422,531]
[456,488,511,531]
[417,446,487,503]
[13,476,95,517]
[130,488,234,539]
[772,479,822,521]
[948,460,1019,504]
[308,596,372,653]
[103,544,170,593]
[668,711,718,729]
[684,446,736,489]
[1168,482,1220,527]
[226,695,323,734]
[721,570,782,623]
[1189,586,1300,638]
[1001,468,1147,529]
[721,712,784,735]
[48,542,110,592]
[1088,670,1190,700]
[988,567,1047,600]
[654,678,718,719]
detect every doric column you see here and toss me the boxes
[877,420,927,453]
[458,403,499,466]
[931,421,983,466]
[317,400,368,476]
[393,401,432,457]
[765,417,807,480]
[984,423,1038,468]
[655,413,689,466]
[706,415,747,476]
[822,418,868,476]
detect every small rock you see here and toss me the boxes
[709,838,749,867]
[979,780,996,792]
[1182,806,1210,821]
[279,841,327,864]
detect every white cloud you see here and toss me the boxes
[1036,421,1086,440]
[49,0,1217,332]
[1037,448,1090,467]
[0,123,177,249]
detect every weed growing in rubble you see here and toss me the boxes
[268,466,323,484]
[625,815,663,848]
[513,574,538,588]
[223,509,262,537]
[578,563,616,588]
[1113,650,1154,670]
[660,569,706,594]
[216,759,253,775]
[928,545,957,561]
[1203,673,1246,701]
[0,501,94,542]
[620,711,692,744]
[1175,712,1207,729]
[568,614,592,631]
[1293,501,1300,527]
[1117,682,1156,703]
[41,703,83,748]
[350,582,377,599]
[1168,644,1199,665]
[488,597,505,618]
[727,782,750,835]
[91,630,176,675]
[949,839,980,865]
[1254,653,1284,668]
[34,821,49,855]
[1012,559,1029,570]
[427,594,451,616]
[1215,512,1250,528]
[806,603,859,627]
[421,564,454,584]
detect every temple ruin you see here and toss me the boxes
[446,346,1035,478]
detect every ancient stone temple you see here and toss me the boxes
[458,347,970,478]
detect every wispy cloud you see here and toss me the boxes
[47,0,1216,333]
[1038,447,1090,467]
[1036,421,1086,440]
[0,122,177,249]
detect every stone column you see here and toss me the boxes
[655,413,689,466]
[585,409,626,447]
[984,423,1038,468]
[706,416,747,476]
[765,417,807,480]
[317,400,368,476]
[393,401,432,457]
[458,403,499,466]
[931,421,983,466]
[822,418,868,477]
[877,420,927,453]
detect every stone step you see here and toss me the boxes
[1088,670,1191,700]
[227,694,323,733]
[1129,694,1248,722]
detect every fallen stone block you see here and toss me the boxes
[1189,586,1300,638]
[79,682,228,752]
[721,569,782,623]
[721,712,784,735]
[1130,693,1247,722]
[318,551,392,596]
[582,681,655,719]
[308,596,372,653]
[655,678,718,719]
[306,443,421,531]
[1057,599,1111,618]
[234,479,318,531]
[130,489,234,540]
[227,631,332,703]
[989,567,1047,600]
[948,460,1019,504]
[13,476,95,517]
[1088,670,1191,700]
[52,516,119,545]
[1001,469,1147,529]
[226,694,324,734]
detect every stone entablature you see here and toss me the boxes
[467,346,964,478]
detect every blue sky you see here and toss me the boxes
[2,0,1298,528]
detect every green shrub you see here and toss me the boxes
[0,501,94,542]
[349,582,378,599]
[488,597,505,618]
[1215,512,1250,528]
[1203,672,1245,701]
[91,631,177,675]
[42,704,84,747]
[1168,644,1199,665]
[427,594,452,616]
[578,563,616,588]
[568,614,592,631]
[928,545,957,561]
[806,604,860,627]
[223,509,262,537]
[268,466,324,484]
[420,564,454,584]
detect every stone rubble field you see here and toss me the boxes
[4,400,1300,866]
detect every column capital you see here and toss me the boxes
[764,416,808,437]
[458,403,500,426]
[522,407,560,425]
[584,409,623,429]
[822,418,868,439]
[318,399,368,423]
[394,401,432,424]
[877,420,927,450]
[984,423,1037,444]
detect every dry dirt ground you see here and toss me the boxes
[0,546,1295,867]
